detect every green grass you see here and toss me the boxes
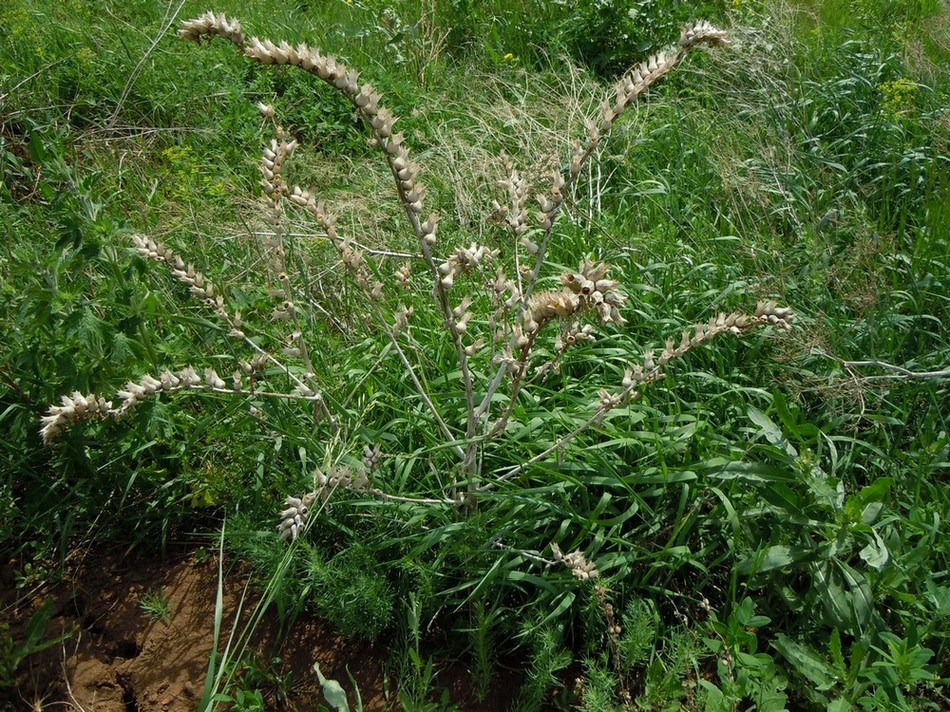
[1,0,948,709]
[139,588,174,624]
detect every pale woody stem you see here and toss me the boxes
[372,303,467,462]
[485,381,649,489]
[486,331,540,438]
[380,149,479,478]
[478,45,699,422]
[293,188,465,460]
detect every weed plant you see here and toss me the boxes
[2,0,949,709]
[34,10,792,706]
[139,588,174,624]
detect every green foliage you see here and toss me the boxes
[578,659,620,712]
[1,0,948,708]
[513,622,572,712]
[139,588,174,624]
[386,0,732,77]
[226,652,296,710]
[0,599,73,688]
[618,598,657,670]
[224,687,266,712]
[468,599,496,701]
[702,597,789,709]
[555,0,731,77]
[396,593,460,711]
[306,544,395,640]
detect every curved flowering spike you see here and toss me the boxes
[40,392,113,445]
[755,301,794,330]
[532,20,729,250]
[180,16,432,229]
[257,102,275,119]
[362,444,383,471]
[179,11,245,46]
[679,20,729,49]
[551,542,599,581]
[277,493,315,541]
[520,260,627,333]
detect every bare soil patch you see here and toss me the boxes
[1,544,517,711]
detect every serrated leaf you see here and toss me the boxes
[759,689,789,712]
[698,679,727,710]
[829,628,845,673]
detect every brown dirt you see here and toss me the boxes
[1,544,519,711]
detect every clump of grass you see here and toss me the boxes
[139,588,173,624]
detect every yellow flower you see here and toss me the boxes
[878,78,918,119]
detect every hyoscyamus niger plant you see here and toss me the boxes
[38,10,799,708]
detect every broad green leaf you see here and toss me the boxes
[736,596,771,627]
[759,688,789,712]
[707,459,798,483]
[761,482,809,520]
[698,679,728,711]
[858,531,889,571]
[736,650,769,668]
[738,544,817,574]
[925,579,950,617]
[834,561,873,629]
[626,469,698,484]
[773,633,837,691]
[812,563,854,633]
[845,479,893,521]
[855,478,893,503]
[314,663,350,712]
[739,545,793,573]
[861,502,884,525]
[749,406,798,457]
[814,561,873,634]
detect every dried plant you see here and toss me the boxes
[41,13,791,539]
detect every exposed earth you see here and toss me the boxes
[1,543,517,711]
